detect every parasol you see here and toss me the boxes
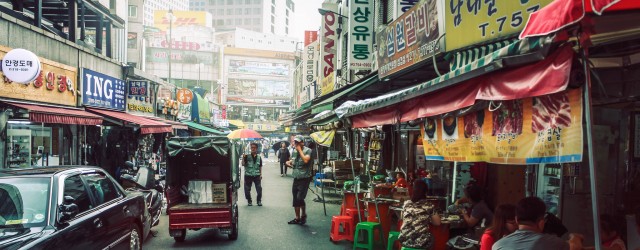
[271,141,291,151]
[227,129,263,139]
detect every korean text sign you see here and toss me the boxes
[81,68,126,111]
[376,0,442,79]
[349,0,374,70]
[420,89,583,164]
[445,0,553,51]
[127,80,155,115]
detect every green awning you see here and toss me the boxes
[307,110,339,126]
[310,74,379,114]
[338,36,553,118]
[182,121,226,135]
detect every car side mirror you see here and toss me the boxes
[58,196,79,222]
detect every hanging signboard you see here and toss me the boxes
[0,46,77,106]
[81,68,126,111]
[303,39,319,96]
[177,88,193,104]
[421,89,583,164]
[1,48,41,84]
[376,0,443,79]
[445,0,553,51]
[319,2,339,96]
[126,80,155,116]
[348,0,374,70]
[304,30,318,46]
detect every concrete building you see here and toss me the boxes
[216,28,298,52]
[142,0,189,26]
[189,0,296,37]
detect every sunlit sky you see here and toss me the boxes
[291,0,324,42]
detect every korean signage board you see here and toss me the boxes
[146,48,218,65]
[319,2,339,96]
[126,80,155,116]
[0,46,77,106]
[153,10,212,31]
[349,0,374,70]
[81,68,126,111]
[224,47,295,60]
[1,48,41,84]
[303,39,320,91]
[228,60,290,77]
[397,0,420,18]
[421,89,583,164]
[445,0,553,51]
[304,30,318,46]
[376,0,443,79]
[247,123,280,132]
[227,78,291,98]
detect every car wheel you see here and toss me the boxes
[173,229,186,242]
[228,206,238,240]
[129,225,142,250]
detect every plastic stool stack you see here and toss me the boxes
[387,231,400,250]
[353,222,384,250]
[330,215,354,242]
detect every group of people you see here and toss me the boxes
[399,180,635,250]
[241,135,315,225]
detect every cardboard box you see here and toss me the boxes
[211,183,227,203]
[188,180,213,204]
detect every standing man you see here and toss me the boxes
[262,140,270,158]
[243,143,263,206]
[286,135,313,225]
[277,142,290,177]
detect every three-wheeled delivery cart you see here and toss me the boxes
[165,136,241,242]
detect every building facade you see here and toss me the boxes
[141,0,189,26]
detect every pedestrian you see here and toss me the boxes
[242,143,263,206]
[277,142,290,177]
[262,140,269,158]
[492,196,584,250]
[286,135,313,225]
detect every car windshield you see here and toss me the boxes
[0,177,50,228]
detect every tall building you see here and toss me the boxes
[142,0,189,26]
[189,0,295,37]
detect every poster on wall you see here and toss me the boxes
[376,0,442,79]
[421,88,583,164]
[81,68,126,111]
[445,0,553,51]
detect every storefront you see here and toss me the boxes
[0,46,103,168]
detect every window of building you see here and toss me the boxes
[227,9,233,15]
[286,9,289,16]
[226,19,233,25]
[272,0,275,4]
[253,18,260,25]
[271,6,275,14]
[217,19,224,25]
[254,0,261,4]
[246,0,251,4]
[245,18,251,24]
[271,25,275,33]
[235,19,242,25]
[285,27,288,34]
[217,9,224,15]
[227,0,233,5]
[128,5,137,18]
[271,15,275,23]
[236,8,242,15]
[218,0,224,4]
[285,18,288,25]
[244,8,250,14]
[254,8,261,14]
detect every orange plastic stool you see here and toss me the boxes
[330,216,354,242]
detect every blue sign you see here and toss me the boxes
[81,68,126,111]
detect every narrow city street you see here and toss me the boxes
[142,157,352,250]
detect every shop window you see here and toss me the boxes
[7,124,53,168]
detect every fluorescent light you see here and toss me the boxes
[7,121,32,124]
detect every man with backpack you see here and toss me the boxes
[243,142,263,206]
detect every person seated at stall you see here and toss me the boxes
[399,181,441,249]
[585,214,627,250]
[480,204,517,250]
[456,184,494,228]
[395,172,408,188]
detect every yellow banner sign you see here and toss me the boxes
[153,10,211,31]
[421,89,583,164]
[320,72,335,96]
[445,0,553,51]
[0,46,78,106]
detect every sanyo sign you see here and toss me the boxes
[81,68,126,111]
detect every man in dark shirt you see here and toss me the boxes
[492,197,583,250]
[458,184,493,228]
[277,142,290,177]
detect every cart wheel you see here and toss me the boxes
[173,229,186,242]
[228,206,239,240]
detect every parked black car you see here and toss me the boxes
[0,166,151,250]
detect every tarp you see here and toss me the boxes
[166,136,230,157]
[350,45,575,128]
[182,121,226,135]
[310,130,336,147]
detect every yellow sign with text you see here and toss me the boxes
[421,89,583,164]
[153,10,210,31]
[320,72,335,97]
[445,0,553,51]
[0,46,77,106]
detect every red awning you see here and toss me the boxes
[520,0,640,39]
[5,102,103,125]
[149,117,188,130]
[87,108,173,134]
[351,45,575,128]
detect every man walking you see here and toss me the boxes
[277,142,290,177]
[286,135,313,225]
[243,143,263,206]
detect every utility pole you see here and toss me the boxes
[167,9,173,85]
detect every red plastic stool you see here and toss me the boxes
[345,208,366,223]
[330,216,354,242]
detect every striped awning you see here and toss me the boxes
[449,38,518,71]
[337,36,553,119]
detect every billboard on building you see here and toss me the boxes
[153,10,212,31]
[224,47,295,60]
[227,78,290,98]
[228,60,290,77]
[319,2,339,96]
[146,48,219,65]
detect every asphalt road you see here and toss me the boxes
[141,157,353,250]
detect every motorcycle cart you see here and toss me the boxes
[165,136,241,242]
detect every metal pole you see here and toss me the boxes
[582,46,602,250]
[347,128,362,223]
[168,10,173,85]
[451,161,458,203]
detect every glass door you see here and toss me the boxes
[537,164,562,217]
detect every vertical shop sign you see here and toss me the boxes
[319,2,339,96]
[303,39,319,95]
[376,0,442,79]
[304,30,319,46]
[445,0,553,51]
[81,68,126,111]
[349,0,374,70]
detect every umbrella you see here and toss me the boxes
[227,129,263,139]
[271,141,290,151]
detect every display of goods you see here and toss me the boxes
[532,92,572,133]
[492,100,523,136]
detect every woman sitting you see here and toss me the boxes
[480,204,517,250]
[399,181,441,249]
[457,184,494,228]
